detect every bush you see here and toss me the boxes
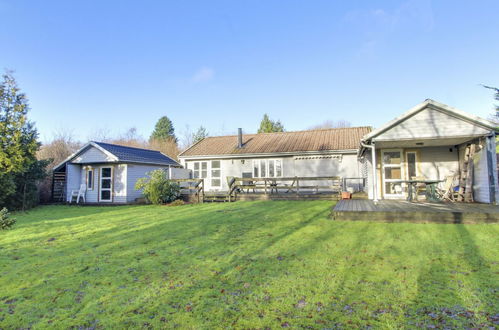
[135,170,181,205]
[0,208,16,230]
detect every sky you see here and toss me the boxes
[1,0,498,144]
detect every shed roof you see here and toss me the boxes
[179,127,372,158]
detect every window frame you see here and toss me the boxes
[99,166,113,202]
[86,168,94,191]
[252,159,283,178]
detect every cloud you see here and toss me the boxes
[192,67,215,83]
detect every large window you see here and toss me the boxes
[253,159,283,178]
[211,160,221,187]
[192,161,208,179]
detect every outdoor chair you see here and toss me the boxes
[411,176,427,201]
[436,175,459,202]
[70,184,87,204]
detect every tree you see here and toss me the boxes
[0,71,47,210]
[257,114,285,133]
[482,84,499,121]
[192,126,208,144]
[308,120,351,130]
[150,116,176,142]
[135,169,180,204]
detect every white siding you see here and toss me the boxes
[66,164,81,202]
[418,147,459,180]
[375,108,490,141]
[80,166,98,203]
[472,137,497,204]
[113,164,128,203]
[126,164,170,202]
[169,167,190,180]
[72,146,115,163]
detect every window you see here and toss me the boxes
[406,152,417,179]
[211,160,221,187]
[252,159,283,178]
[192,161,208,179]
[382,150,403,197]
[86,169,93,190]
[99,167,112,202]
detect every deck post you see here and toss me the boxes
[371,142,378,202]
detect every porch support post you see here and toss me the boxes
[371,142,378,202]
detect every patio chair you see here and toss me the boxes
[70,184,87,204]
[436,175,459,202]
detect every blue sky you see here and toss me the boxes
[1,0,498,143]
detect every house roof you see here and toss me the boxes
[179,127,372,158]
[362,99,499,142]
[53,141,180,171]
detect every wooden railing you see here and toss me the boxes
[170,179,204,203]
[227,176,342,202]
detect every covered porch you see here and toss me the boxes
[332,199,499,223]
[359,100,499,204]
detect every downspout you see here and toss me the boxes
[360,141,378,202]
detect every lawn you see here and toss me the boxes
[0,201,498,329]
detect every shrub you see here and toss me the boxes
[135,170,181,205]
[0,208,16,230]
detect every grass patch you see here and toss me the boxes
[0,201,498,328]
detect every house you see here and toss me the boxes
[52,141,188,203]
[178,127,372,191]
[358,99,499,203]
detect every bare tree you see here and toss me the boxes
[148,137,181,161]
[308,120,351,130]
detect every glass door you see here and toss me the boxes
[99,167,113,202]
[382,150,404,198]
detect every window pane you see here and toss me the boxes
[383,152,401,165]
[211,160,220,169]
[201,170,207,178]
[384,167,401,180]
[193,171,199,179]
[194,162,199,170]
[260,160,266,177]
[268,160,275,177]
[407,153,417,178]
[253,161,259,177]
[201,162,207,170]
[102,178,111,189]
[102,168,111,178]
[87,171,93,188]
[211,179,221,187]
[101,190,111,200]
[211,170,220,178]
[276,160,282,177]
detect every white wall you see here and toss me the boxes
[473,137,498,204]
[78,164,128,203]
[376,108,490,141]
[126,164,170,202]
[72,146,115,163]
[66,164,81,202]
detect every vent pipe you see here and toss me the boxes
[237,128,243,148]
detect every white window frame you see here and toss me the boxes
[192,161,208,179]
[211,160,221,187]
[252,159,283,178]
[86,168,94,191]
[405,151,419,179]
[381,149,404,198]
[99,167,113,202]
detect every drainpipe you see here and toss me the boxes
[360,141,378,202]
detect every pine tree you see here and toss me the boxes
[192,126,208,144]
[0,71,47,210]
[257,114,284,133]
[150,116,176,142]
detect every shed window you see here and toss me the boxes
[86,169,93,190]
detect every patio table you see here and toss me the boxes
[403,180,443,202]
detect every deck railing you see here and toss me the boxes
[170,178,204,203]
[227,176,342,202]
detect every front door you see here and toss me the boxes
[381,150,404,198]
[99,167,113,202]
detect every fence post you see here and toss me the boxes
[296,177,299,195]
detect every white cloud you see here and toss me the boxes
[192,67,215,83]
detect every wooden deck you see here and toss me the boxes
[332,200,499,223]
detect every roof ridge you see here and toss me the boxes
[202,126,372,139]
[92,141,162,153]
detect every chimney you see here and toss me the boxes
[237,128,243,148]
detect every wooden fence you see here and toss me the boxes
[170,178,204,203]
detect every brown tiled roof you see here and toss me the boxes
[180,127,372,157]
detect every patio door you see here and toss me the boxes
[382,150,404,198]
[99,167,113,202]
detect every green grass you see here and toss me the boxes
[1,201,498,329]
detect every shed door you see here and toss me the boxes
[382,150,404,198]
[99,167,113,202]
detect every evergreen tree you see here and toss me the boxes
[257,114,284,133]
[150,116,176,142]
[192,126,208,144]
[0,71,47,210]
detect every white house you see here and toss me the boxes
[52,141,189,203]
[358,99,499,203]
[178,127,372,192]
